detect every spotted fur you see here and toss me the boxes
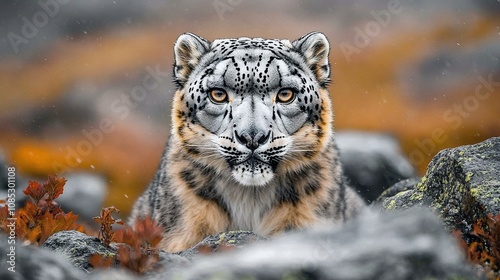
[129,32,365,252]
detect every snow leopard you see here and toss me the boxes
[129,32,365,252]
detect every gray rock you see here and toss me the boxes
[380,137,500,228]
[336,131,417,203]
[0,234,84,280]
[42,230,115,272]
[57,172,107,223]
[156,209,479,280]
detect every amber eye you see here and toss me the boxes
[209,88,228,103]
[276,88,296,103]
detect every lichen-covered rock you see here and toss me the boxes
[380,137,500,230]
[42,230,190,273]
[155,209,479,280]
[375,177,421,204]
[42,230,117,272]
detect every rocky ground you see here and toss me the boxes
[0,210,483,280]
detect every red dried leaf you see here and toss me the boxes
[114,226,138,248]
[114,217,163,249]
[454,213,500,279]
[218,244,236,252]
[116,245,159,274]
[196,243,235,255]
[23,181,48,204]
[132,217,164,248]
[89,254,115,269]
[111,216,163,274]
[197,244,213,254]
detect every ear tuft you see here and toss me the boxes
[292,32,331,88]
[173,33,210,88]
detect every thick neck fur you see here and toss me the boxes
[166,132,339,235]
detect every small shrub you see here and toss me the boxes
[91,213,164,273]
[0,175,85,245]
[93,206,124,247]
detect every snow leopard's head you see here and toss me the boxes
[172,32,333,186]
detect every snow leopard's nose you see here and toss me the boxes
[235,129,271,151]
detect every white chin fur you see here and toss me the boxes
[232,169,274,186]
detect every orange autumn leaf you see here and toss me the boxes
[39,212,80,244]
[16,201,40,229]
[25,225,42,244]
[44,174,66,201]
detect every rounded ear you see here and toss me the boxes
[173,33,211,88]
[292,32,331,88]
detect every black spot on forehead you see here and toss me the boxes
[212,49,284,94]
[212,37,290,54]
[208,39,299,69]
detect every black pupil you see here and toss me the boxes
[213,91,224,100]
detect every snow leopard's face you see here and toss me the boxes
[172,32,333,186]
